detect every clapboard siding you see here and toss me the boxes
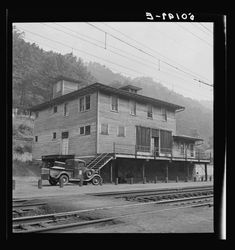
[97,92,176,154]
[33,92,97,159]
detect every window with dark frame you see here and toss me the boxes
[101,123,109,135]
[80,127,85,135]
[111,96,118,111]
[80,97,85,112]
[61,131,69,139]
[53,132,56,139]
[85,125,91,135]
[80,95,90,112]
[85,95,90,110]
[64,103,68,116]
[147,104,153,118]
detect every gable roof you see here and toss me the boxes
[29,82,185,112]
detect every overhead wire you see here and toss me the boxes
[175,23,213,47]
[105,22,211,83]
[18,26,212,99]
[198,23,213,34]
[86,22,213,87]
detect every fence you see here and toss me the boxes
[112,142,210,161]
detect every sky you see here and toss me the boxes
[14,22,214,101]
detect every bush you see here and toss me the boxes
[14,145,24,154]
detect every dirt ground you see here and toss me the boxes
[11,177,213,233]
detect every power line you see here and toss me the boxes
[44,23,160,72]
[198,23,213,34]
[43,23,211,87]
[189,22,213,38]
[19,27,212,98]
[86,22,213,87]
[176,23,213,47]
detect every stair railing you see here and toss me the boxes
[86,153,104,168]
[90,153,112,170]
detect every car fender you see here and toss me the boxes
[50,171,70,180]
[85,174,102,182]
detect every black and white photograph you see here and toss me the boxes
[7,10,226,238]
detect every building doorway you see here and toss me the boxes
[61,131,69,155]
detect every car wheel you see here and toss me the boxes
[59,174,69,185]
[49,178,58,186]
[91,176,102,185]
[85,169,94,178]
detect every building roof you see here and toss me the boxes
[119,85,142,91]
[173,135,203,142]
[30,82,185,112]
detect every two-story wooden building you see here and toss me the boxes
[30,76,211,183]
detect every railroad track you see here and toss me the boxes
[13,198,47,217]
[13,186,213,233]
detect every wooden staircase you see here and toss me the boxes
[86,153,113,172]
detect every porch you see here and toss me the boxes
[112,142,211,163]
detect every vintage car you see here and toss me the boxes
[41,156,102,186]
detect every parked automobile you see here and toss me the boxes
[41,156,102,186]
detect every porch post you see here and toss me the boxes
[110,161,113,183]
[205,163,208,181]
[165,163,168,183]
[142,161,145,183]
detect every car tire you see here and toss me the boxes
[91,176,102,185]
[85,169,94,179]
[59,174,69,185]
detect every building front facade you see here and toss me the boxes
[31,77,210,183]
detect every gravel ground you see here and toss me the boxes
[12,176,213,199]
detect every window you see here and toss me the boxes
[101,123,109,135]
[147,104,153,118]
[130,100,136,115]
[53,106,57,113]
[161,108,167,121]
[79,95,90,112]
[64,103,68,116]
[53,132,56,139]
[111,96,118,111]
[80,127,85,135]
[85,125,91,135]
[118,126,125,137]
[61,131,69,139]
[85,95,90,110]
[35,136,38,142]
[80,97,85,112]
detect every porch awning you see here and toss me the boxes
[173,135,203,142]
